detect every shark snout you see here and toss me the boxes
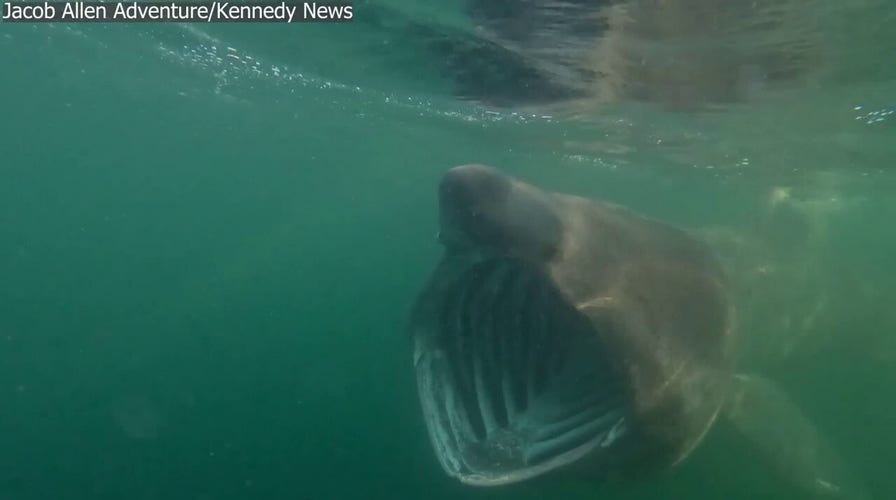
[438,164,513,249]
[438,164,561,259]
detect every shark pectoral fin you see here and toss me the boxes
[723,374,868,500]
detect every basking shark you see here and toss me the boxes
[409,164,864,498]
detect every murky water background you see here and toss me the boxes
[1,1,894,499]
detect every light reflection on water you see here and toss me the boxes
[5,1,892,179]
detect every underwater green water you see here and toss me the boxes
[1,2,895,499]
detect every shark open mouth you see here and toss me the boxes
[412,256,632,485]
